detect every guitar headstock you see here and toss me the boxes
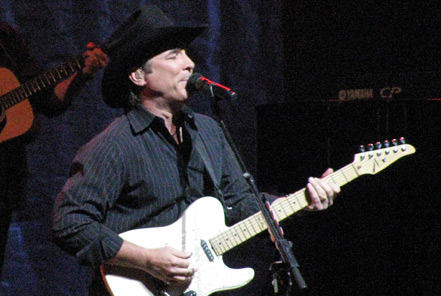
[353,138,415,175]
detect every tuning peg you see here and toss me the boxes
[399,137,406,144]
[391,139,398,146]
[359,145,365,153]
[382,140,391,154]
[366,143,374,158]
[375,142,382,149]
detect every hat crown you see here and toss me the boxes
[105,5,175,56]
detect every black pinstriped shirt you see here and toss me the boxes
[52,104,270,267]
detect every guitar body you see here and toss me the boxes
[0,67,34,143]
[101,197,255,296]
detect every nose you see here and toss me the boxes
[182,50,195,72]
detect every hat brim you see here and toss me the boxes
[102,25,207,109]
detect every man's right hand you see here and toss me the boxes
[143,246,196,284]
[108,241,196,285]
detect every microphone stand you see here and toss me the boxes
[207,91,307,294]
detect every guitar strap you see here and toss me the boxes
[193,132,228,210]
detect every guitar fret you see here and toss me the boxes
[34,79,42,92]
[210,237,220,253]
[18,88,26,100]
[10,92,18,106]
[339,165,358,185]
[222,231,235,248]
[278,203,291,217]
[219,231,234,250]
[55,68,62,79]
[229,225,244,242]
[70,60,78,71]
[42,73,49,86]
[274,199,289,220]
[236,224,249,245]
[23,84,32,97]
[214,236,228,253]
[75,56,84,69]
[12,92,20,106]
[285,197,295,213]
[5,95,13,108]
[49,72,56,83]
[330,174,338,186]
[30,77,42,93]
[59,66,68,77]
[280,196,299,220]
[228,227,242,245]
[2,94,10,109]
[41,74,49,87]
[245,215,260,236]
[28,80,36,93]
[60,67,68,76]
[338,168,350,184]
[256,213,268,231]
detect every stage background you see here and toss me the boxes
[1,0,440,295]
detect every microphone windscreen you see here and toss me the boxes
[187,73,203,91]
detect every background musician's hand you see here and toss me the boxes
[81,44,109,78]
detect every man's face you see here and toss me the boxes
[143,48,195,102]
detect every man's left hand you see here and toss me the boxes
[304,168,340,211]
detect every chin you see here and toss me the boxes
[178,91,189,101]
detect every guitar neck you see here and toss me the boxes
[210,163,359,255]
[0,54,85,109]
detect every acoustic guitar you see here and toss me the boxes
[0,55,85,143]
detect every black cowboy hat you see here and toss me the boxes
[101,5,207,108]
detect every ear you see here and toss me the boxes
[128,68,146,86]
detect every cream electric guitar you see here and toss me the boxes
[101,141,415,296]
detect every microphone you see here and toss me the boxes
[187,73,238,101]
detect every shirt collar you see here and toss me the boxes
[126,104,196,135]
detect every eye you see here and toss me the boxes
[166,49,180,59]
[167,48,184,60]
